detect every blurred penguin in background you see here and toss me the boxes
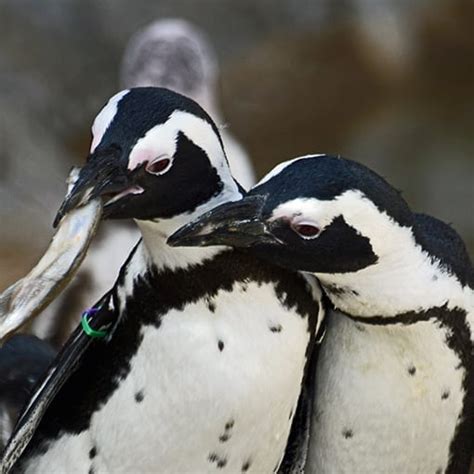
[121,18,255,187]
[32,18,255,344]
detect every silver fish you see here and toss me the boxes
[0,168,102,341]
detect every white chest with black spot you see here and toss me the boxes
[307,309,467,474]
[24,280,311,474]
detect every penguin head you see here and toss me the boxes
[55,87,240,227]
[120,19,218,114]
[169,154,416,275]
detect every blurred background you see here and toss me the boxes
[1,0,473,291]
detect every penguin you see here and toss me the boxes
[3,89,323,474]
[168,154,474,474]
[31,18,255,348]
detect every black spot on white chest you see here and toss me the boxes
[18,250,319,472]
[311,308,472,474]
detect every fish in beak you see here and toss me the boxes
[0,168,103,341]
[168,195,278,248]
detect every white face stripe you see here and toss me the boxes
[270,192,471,316]
[270,191,420,262]
[127,117,178,171]
[90,90,130,153]
[127,109,236,186]
[255,154,325,187]
[271,191,423,262]
[90,96,235,189]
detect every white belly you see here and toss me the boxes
[27,281,310,474]
[307,310,465,474]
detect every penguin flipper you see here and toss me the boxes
[278,273,325,474]
[0,292,116,474]
[277,342,318,474]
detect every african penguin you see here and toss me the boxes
[31,18,255,349]
[6,89,323,474]
[169,154,474,474]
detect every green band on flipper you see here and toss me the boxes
[81,311,108,339]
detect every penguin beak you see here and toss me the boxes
[54,151,139,227]
[168,195,278,248]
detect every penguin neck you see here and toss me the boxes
[316,239,471,320]
[136,186,241,273]
[136,217,225,273]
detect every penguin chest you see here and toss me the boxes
[89,281,309,473]
[308,311,466,474]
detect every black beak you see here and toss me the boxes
[53,150,131,227]
[168,195,278,248]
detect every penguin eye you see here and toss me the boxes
[291,221,320,239]
[146,157,172,175]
